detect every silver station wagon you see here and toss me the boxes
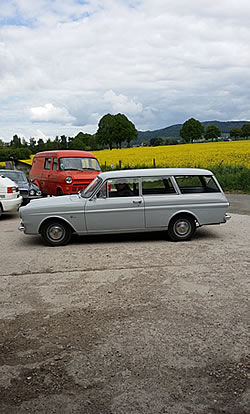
[18,168,231,246]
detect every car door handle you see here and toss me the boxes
[133,200,142,204]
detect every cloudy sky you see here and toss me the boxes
[0,0,250,142]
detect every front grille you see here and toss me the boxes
[20,189,29,197]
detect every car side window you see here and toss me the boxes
[174,175,220,193]
[44,158,51,170]
[107,178,139,197]
[142,177,176,195]
[52,158,58,171]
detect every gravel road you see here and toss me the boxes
[0,196,249,414]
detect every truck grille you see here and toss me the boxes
[72,179,94,193]
[72,183,90,193]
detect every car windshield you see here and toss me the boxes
[0,171,28,184]
[59,157,101,171]
[81,176,102,198]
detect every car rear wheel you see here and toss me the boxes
[0,204,3,218]
[168,215,196,241]
[40,220,72,246]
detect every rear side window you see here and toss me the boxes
[44,158,51,170]
[52,158,58,171]
[174,175,220,193]
[142,177,176,195]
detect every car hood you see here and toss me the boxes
[20,194,84,214]
[16,183,29,190]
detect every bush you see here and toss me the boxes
[209,166,250,193]
[0,148,32,162]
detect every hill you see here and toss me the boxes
[136,120,250,144]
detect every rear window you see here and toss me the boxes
[174,175,220,193]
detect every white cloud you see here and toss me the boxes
[0,0,250,141]
[104,90,143,115]
[29,104,75,123]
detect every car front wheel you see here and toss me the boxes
[40,220,72,246]
[168,215,196,241]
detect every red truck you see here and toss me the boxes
[29,150,101,196]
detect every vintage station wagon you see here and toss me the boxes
[18,168,231,246]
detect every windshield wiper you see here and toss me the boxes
[62,168,82,171]
[82,168,98,171]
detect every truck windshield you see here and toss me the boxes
[59,157,101,171]
[82,176,102,198]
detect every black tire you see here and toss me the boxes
[168,215,196,241]
[0,204,3,218]
[40,220,72,246]
[56,188,63,196]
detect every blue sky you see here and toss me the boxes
[0,0,250,142]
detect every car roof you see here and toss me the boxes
[0,175,17,186]
[0,169,24,173]
[98,168,213,180]
[33,150,97,158]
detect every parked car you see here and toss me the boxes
[0,175,22,217]
[18,168,231,246]
[29,150,101,196]
[0,169,42,205]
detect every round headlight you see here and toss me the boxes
[66,176,73,184]
[36,190,42,196]
[29,189,35,196]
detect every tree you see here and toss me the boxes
[149,137,165,146]
[10,135,22,148]
[36,138,46,152]
[69,132,100,151]
[114,113,137,148]
[96,113,137,150]
[29,138,37,153]
[204,125,221,141]
[165,138,178,145]
[229,128,242,138]
[241,123,250,137]
[60,135,68,149]
[180,118,204,143]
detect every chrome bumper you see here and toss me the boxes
[224,213,231,222]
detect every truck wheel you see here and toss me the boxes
[0,204,3,218]
[40,220,72,246]
[56,188,63,196]
[168,215,196,241]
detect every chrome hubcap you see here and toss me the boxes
[175,220,190,236]
[48,225,64,240]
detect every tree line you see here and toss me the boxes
[0,115,250,162]
[0,113,137,161]
[179,118,250,143]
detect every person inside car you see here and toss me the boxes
[115,182,134,196]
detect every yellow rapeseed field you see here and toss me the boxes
[92,140,250,169]
[1,140,249,169]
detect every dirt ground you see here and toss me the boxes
[0,196,249,414]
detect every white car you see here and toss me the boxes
[0,175,23,217]
[18,168,231,246]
